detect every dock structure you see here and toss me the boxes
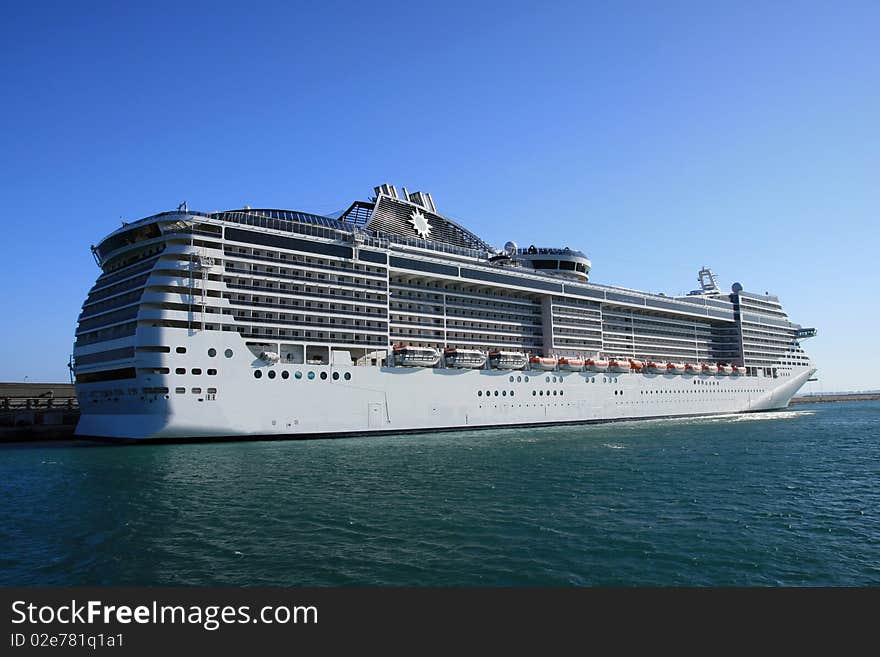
[0,383,79,441]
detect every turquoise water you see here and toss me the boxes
[2,402,879,586]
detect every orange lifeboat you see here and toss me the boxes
[684,363,701,375]
[731,365,745,376]
[529,355,558,371]
[629,359,645,372]
[645,360,667,374]
[701,363,718,376]
[608,358,631,373]
[585,358,609,372]
[717,364,734,376]
[666,362,685,375]
[558,356,585,371]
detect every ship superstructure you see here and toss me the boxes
[73,185,817,440]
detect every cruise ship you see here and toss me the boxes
[73,184,817,440]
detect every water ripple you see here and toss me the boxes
[1,401,879,586]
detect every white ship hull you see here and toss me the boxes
[75,329,816,441]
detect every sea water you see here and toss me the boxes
[1,401,878,586]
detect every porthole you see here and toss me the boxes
[545,376,550,383]
[478,391,483,397]
[308,372,315,380]
[176,347,187,354]
[295,371,303,379]
[207,369,217,375]
[208,348,217,357]
[332,372,340,380]
[539,390,544,396]
[225,349,234,358]
[175,387,185,394]
[510,391,515,397]
[175,368,185,375]
[192,368,202,375]
[509,376,514,383]
[502,390,507,396]
[192,387,201,394]
[344,372,351,381]
[517,376,522,382]
[494,391,499,397]
[524,376,529,382]
[282,371,290,379]
[268,370,276,379]
[552,376,557,383]
[320,372,328,380]
[553,390,557,396]
[532,390,537,396]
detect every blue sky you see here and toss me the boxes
[1,1,877,392]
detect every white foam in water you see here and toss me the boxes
[602,443,626,450]
[729,410,814,422]
[594,409,815,431]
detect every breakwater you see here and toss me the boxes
[790,393,880,405]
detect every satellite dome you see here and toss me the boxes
[504,241,518,255]
[731,282,743,293]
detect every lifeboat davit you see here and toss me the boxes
[393,345,440,368]
[558,357,585,371]
[444,347,486,369]
[701,363,718,376]
[717,364,734,376]
[529,355,558,371]
[645,360,667,374]
[628,359,644,372]
[488,350,528,371]
[684,363,701,375]
[608,358,631,373]
[585,358,609,372]
[666,362,685,375]
[731,365,745,376]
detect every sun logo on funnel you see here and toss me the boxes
[409,209,432,239]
